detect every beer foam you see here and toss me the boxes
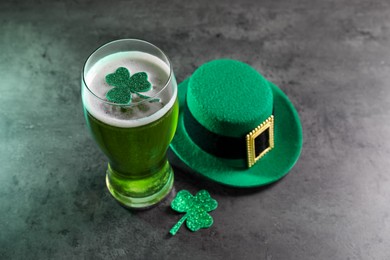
[83,51,177,128]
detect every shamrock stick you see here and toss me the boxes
[134,92,160,103]
[169,213,188,235]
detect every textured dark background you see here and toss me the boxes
[1,0,390,259]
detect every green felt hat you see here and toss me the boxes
[170,59,302,187]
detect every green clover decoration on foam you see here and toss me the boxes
[105,67,158,104]
[170,190,218,235]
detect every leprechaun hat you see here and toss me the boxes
[170,59,302,187]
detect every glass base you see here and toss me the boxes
[105,161,174,209]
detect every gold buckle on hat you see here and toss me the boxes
[246,115,274,168]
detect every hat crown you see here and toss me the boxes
[187,59,273,137]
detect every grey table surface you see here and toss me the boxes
[1,0,390,259]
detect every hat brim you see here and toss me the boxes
[170,78,303,187]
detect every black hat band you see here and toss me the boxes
[184,102,274,167]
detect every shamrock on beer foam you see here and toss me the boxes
[105,67,158,104]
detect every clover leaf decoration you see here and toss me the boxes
[105,67,158,104]
[169,190,218,235]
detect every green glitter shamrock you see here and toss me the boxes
[169,190,218,235]
[105,67,156,104]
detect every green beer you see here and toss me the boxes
[82,39,179,208]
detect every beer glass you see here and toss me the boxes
[81,39,179,208]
